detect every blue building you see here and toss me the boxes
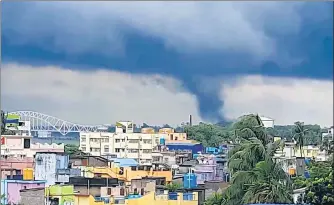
[34,152,80,186]
[166,142,203,154]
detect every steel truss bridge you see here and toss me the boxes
[8,111,104,136]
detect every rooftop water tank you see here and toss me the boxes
[304,158,311,166]
[23,168,34,180]
[183,173,197,189]
[160,138,166,145]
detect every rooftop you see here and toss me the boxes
[112,158,138,167]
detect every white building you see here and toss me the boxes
[79,121,188,164]
[260,116,274,128]
[1,134,64,158]
[6,120,31,136]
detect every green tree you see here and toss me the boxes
[303,172,334,205]
[220,114,291,205]
[1,110,5,134]
[234,160,292,204]
[64,144,81,156]
[0,194,5,205]
[184,123,231,147]
[293,121,309,157]
[164,182,182,192]
[205,192,224,205]
[267,124,322,145]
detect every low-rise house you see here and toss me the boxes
[1,134,64,158]
[69,177,120,197]
[128,191,199,205]
[0,157,34,179]
[82,164,172,183]
[19,187,45,205]
[1,179,46,205]
[34,152,81,186]
[70,155,109,168]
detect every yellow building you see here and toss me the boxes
[126,192,198,205]
[75,195,105,205]
[46,184,198,205]
[295,145,322,158]
[82,165,173,182]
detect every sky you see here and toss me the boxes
[1,1,333,127]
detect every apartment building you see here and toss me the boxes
[79,121,188,164]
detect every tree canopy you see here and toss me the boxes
[203,114,294,205]
[184,119,324,147]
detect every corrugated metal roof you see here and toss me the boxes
[113,158,138,167]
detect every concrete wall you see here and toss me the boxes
[47,185,75,205]
[74,186,101,196]
[35,153,57,186]
[20,188,45,205]
[1,180,46,205]
[35,153,69,186]
[74,195,105,205]
[127,192,198,205]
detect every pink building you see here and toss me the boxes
[1,134,64,179]
[1,157,34,179]
[1,179,46,205]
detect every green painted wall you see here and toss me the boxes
[47,185,75,205]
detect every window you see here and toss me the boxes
[91,148,100,152]
[107,188,112,195]
[104,145,109,153]
[115,148,121,153]
[143,149,151,153]
[143,139,151,144]
[128,140,139,143]
[81,137,86,142]
[23,139,31,149]
[37,158,43,165]
[120,188,125,196]
[103,138,109,143]
[81,146,86,151]
[115,139,121,143]
[128,149,138,153]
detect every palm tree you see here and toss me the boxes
[221,114,288,205]
[236,159,293,204]
[205,192,224,205]
[293,121,309,158]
